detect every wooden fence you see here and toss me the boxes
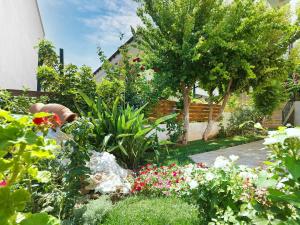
[149,100,221,122]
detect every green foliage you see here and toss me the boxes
[36,39,58,68]
[0,89,49,114]
[166,118,183,143]
[196,0,299,103]
[96,78,125,106]
[103,197,199,225]
[20,213,60,225]
[222,107,263,137]
[72,196,113,225]
[79,93,175,168]
[31,118,94,220]
[263,127,300,224]
[98,46,167,110]
[253,80,287,116]
[0,110,60,224]
[37,40,97,113]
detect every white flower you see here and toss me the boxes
[188,180,199,189]
[263,137,280,145]
[229,155,239,162]
[276,177,289,189]
[183,165,194,176]
[205,172,215,181]
[239,171,258,181]
[286,128,300,138]
[214,156,230,168]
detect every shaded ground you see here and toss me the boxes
[143,135,263,166]
[190,140,267,167]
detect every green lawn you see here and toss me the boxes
[144,135,264,166]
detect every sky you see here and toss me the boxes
[38,0,141,72]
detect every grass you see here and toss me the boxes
[144,135,264,166]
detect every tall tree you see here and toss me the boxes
[196,0,300,140]
[135,0,220,144]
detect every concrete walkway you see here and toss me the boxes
[189,140,268,167]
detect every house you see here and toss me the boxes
[0,0,44,91]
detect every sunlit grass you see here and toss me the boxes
[143,135,264,166]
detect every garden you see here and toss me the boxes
[1,0,300,224]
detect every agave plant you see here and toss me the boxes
[79,92,176,169]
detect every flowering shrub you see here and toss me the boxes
[131,163,206,195]
[263,127,300,224]
[131,152,299,224]
[0,110,60,224]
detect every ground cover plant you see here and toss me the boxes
[103,196,199,225]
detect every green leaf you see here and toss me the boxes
[284,157,300,180]
[256,171,277,189]
[20,212,60,225]
[154,113,177,126]
[36,171,51,183]
[118,141,128,156]
[0,187,30,220]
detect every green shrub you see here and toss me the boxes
[103,197,199,225]
[72,196,113,225]
[79,93,175,169]
[96,78,125,106]
[0,89,49,114]
[222,107,263,137]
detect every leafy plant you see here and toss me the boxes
[72,196,113,225]
[79,92,175,169]
[36,40,97,113]
[264,127,300,224]
[103,196,199,225]
[0,110,60,224]
[166,118,183,143]
[222,107,263,137]
[96,78,125,107]
[0,89,49,114]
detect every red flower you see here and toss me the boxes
[0,180,7,187]
[33,117,48,125]
[173,171,177,177]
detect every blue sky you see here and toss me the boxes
[38,0,140,71]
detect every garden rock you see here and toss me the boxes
[85,151,131,194]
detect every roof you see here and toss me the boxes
[93,36,135,75]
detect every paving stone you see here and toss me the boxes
[189,140,268,168]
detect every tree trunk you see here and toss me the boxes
[202,79,233,141]
[203,101,214,141]
[182,86,191,145]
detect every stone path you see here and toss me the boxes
[189,140,268,167]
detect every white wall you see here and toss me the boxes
[0,0,44,90]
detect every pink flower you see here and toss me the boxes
[0,180,7,187]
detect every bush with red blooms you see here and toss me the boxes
[131,163,206,196]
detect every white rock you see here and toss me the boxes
[86,151,131,194]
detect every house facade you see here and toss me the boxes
[0,0,44,91]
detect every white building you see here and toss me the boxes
[0,0,44,91]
